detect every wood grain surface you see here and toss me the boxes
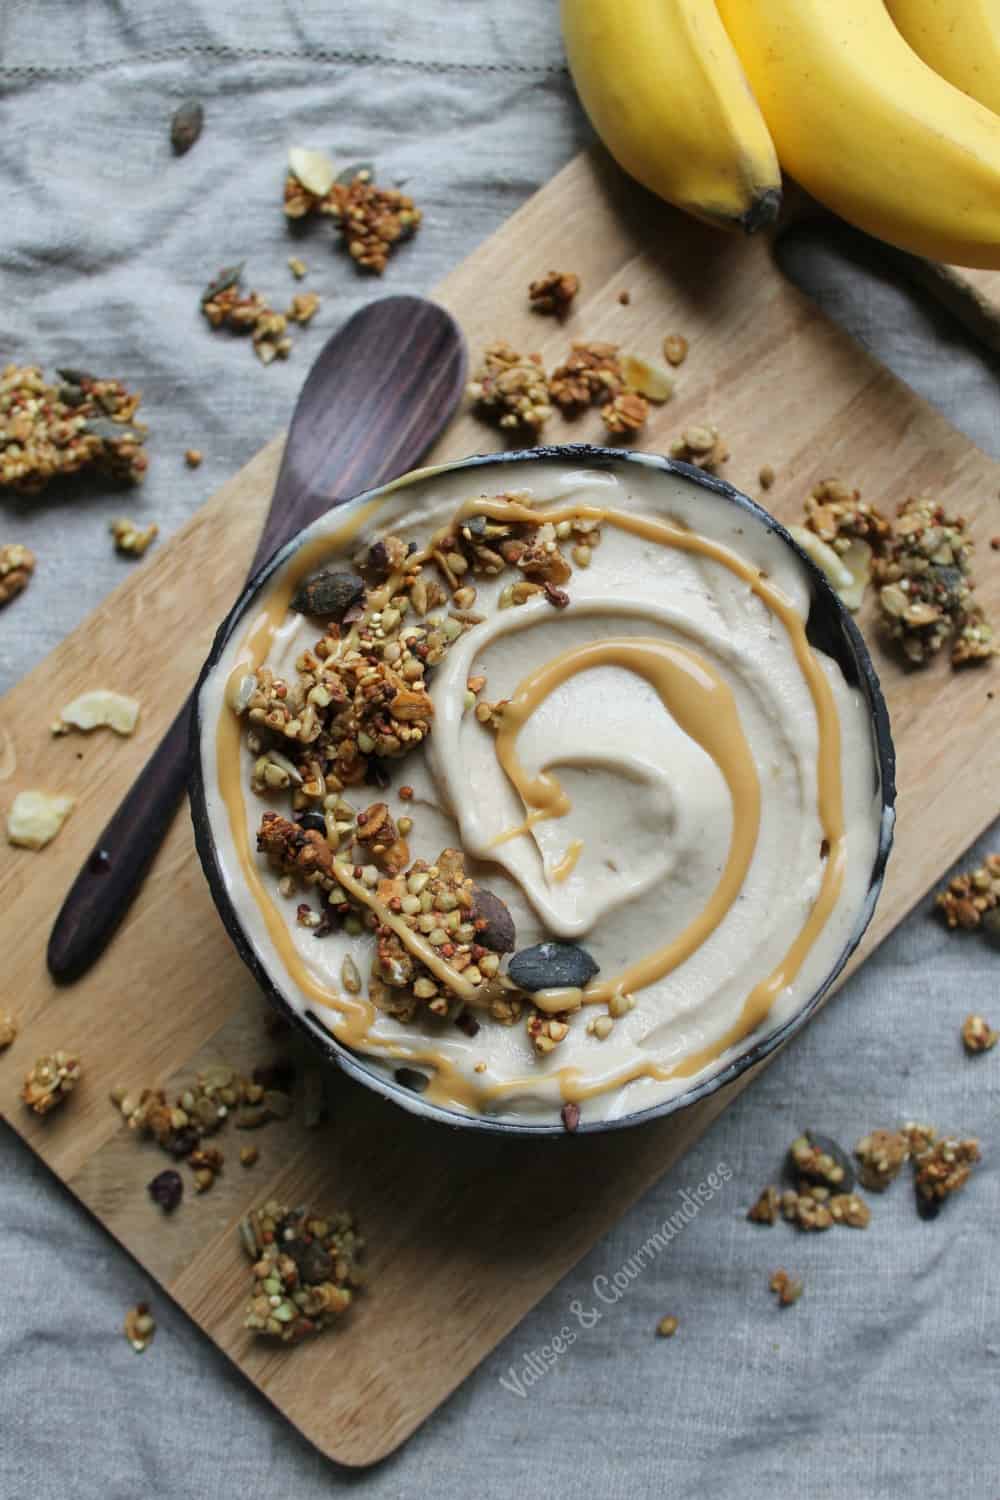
[2,149,999,1466]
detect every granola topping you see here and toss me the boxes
[240,1200,365,1342]
[284,154,422,274]
[22,1051,82,1115]
[0,365,148,494]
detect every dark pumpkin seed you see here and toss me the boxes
[83,417,140,444]
[981,907,1000,948]
[508,941,599,993]
[56,368,95,387]
[170,99,204,155]
[336,161,375,186]
[57,385,87,407]
[470,886,516,953]
[297,1241,334,1284]
[295,811,328,835]
[201,262,244,304]
[291,569,365,619]
[148,1168,183,1212]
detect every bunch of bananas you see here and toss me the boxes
[561,0,1000,267]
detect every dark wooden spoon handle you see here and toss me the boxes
[47,295,466,982]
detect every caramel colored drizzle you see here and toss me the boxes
[213,487,847,1117]
[550,839,584,883]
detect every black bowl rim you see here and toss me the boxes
[189,444,896,1137]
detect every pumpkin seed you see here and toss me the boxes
[170,99,204,155]
[201,262,244,304]
[336,160,375,185]
[508,941,599,993]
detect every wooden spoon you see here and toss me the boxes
[47,295,467,982]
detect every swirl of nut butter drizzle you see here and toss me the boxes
[216,493,845,1114]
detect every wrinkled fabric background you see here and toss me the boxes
[2,5,998,1497]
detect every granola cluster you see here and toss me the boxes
[284,164,422,274]
[468,340,553,433]
[0,543,35,606]
[200,263,317,365]
[240,1200,365,1342]
[935,853,1000,932]
[110,515,158,557]
[803,479,891,554]
[904,1123,981,1207]
[22,1051,82,1115]
[961,1014,998,1053]
[748,1130,870,1232]
[528,269,580,318]
[769,1268,803,1306]
[0,365,148,494]
[854,1128,910,1191]
[110,1061,295,1189]
[669,424,729,473]
[873,495,995,667]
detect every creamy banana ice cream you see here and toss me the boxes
[198,456,888,1127]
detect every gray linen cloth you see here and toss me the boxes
[2,5,998,1496]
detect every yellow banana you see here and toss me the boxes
[560,0,782,233]
[716,0,1000,268]
[885,0,1000,117]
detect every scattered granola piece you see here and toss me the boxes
[854,1129,910,1191]
[803,479,891,554]
[0,1010,18,1050]
[747,1185,780,1225]
[201,265,296,365]
[240,1199,365,1342]
[618,289,631,305]
[873,494,996,668]
[7,789,74,850]
[148,1169,183,1212]
[0,365,149,494]
[828,1192,871,1228]
[468,341,552,433]
[0,544,35,606]
[240,1145,259,1168]
[670,424,729,472]
[781,1188,833,1231]
[528,270,580,318]
[22,1051,81,1115]
[288,256,308,279]
[549,340,623,413]
[769,1269,803,1306]
[124,1302,156,1353]
[656,1315,679,1338]
[759,464,775,490]
[288,292,320,326]
[110,516,158,557]
[170,99,203,155]
[663,333,688,367]
[935,854,1000,931]
[907,1127,980,1208]
[788,1131,853,1190]
[184,448,202,468]
[962,1013,998,1053]
[56,689,140,737]
[285,160,421,274]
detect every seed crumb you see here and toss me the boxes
[124,1302,156,1353]
[184,448,202,469]
[240,1145,259,1167]
[110,516,158,558]
[962,1013,998,1053]
[288,256,308,279]
[769,1269,803,1306]
[759,464,775,490]
[0,1010,18,1050]
[656,1314,679,1338]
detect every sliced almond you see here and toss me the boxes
[7,790,75,850]
[288,146,336,198]
[787,527,855,601]
[622,355,674,404]
[837,538,872,613]
[58,690,140,736]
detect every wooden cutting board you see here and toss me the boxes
[2,149,999,1467]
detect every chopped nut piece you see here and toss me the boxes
[528,270,580,318]
[240,1199,364,1343]
[962,1013,998,1053]
[124,1302,156,1353]
[621,355,673,403]
[56,689,140,737]
[0,1010,17,1050]
[288,146,337,198]
[0,544,35,606]
[747,1185,780,1225]
[468,341,552,433]
[854,1129,910,1191]
[288,292,320,325]
[7,789,74,850]
[670,424,729,472]
[22,1051,81,1115]
[935,854,1000,931]
[601,390,649,436]
[656,1315,679,1338]
[663,333,688,367]
[110,516,158,557]
[769,1269,803,1306]
[781,1189,833,1231]
[0,365,149,494]
[184,448,202,468]
[549,340,623,413]
[828,1192,871,1227]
